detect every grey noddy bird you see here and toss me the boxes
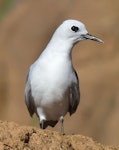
[25,19,103,134]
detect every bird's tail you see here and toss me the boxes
[40,120,58,129]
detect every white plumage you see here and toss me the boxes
[25,19,103,134]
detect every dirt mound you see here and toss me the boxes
[0,121,118,150]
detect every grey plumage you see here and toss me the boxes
[25,19,103,134]
[68,70,80,115]
[25,73,35,117]
[25,68,80,128]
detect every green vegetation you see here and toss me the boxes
[0,0,15,22]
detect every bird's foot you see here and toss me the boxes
[60,116,65,135]
[40,120,45,129]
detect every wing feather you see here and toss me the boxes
[68,70,80,115]
[25,71,35,117]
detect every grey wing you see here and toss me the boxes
[25,71,36,117]
[68,70,80,115]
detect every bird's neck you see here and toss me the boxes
[44,36,74,58]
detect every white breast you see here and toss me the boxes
[29,52,73,120]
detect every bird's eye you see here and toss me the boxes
[71,26,79,32]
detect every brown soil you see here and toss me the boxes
[0,120,118,150]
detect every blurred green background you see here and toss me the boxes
[0,0,119,146]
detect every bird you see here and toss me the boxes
[25,19,103,134]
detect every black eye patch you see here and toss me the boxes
[71,26,79,32]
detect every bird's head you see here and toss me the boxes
[54,19,103,44]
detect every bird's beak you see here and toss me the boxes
[82,33,104,43]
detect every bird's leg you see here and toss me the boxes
[60,116,65,135]
[40,120,44,129]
